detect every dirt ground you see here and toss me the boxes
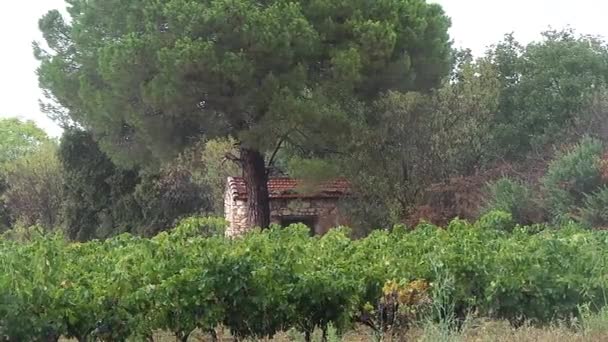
[71,320,606,342]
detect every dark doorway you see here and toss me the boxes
[280,216,317,236]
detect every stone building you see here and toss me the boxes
[224,177,350,237]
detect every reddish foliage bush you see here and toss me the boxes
[406,155,550,227]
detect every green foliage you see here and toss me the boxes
[2,217,608,341]
[479,137,608,229]
[171,216,226,238]
[59,129,139,240]
[59,129,214,239]
[339,55,500,229]
[483,178,540,226]
[176,137,241,215]
[0,118,50,166]
[542,137,604,221]
[580,187,608,229]
[0,119,52,232]
[287,158,340,183]
[489,30,608,156]
[1,225,47,243]
[37,0,451,167]
[36,0,452,228]
[288,29,608,228]
[0,177,12,233]
[475,210,516,233]
[133,164,212,237]
[486,228,606,324]
[2,143,64,230]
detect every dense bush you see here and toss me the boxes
[580,187,608,229]
[483,177,540,226]
[2,142,64,230]
[58,129,216,240]
[542,137,604,222]
[482,137,608,229]
[1,214,608,341]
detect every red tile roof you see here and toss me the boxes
[227,177,350,200]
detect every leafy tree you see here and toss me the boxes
[0,118,50,165]
[488,30,608,157]
[37,0,452,227]
[59,129,142,240]
[2,143,64,230]
[0,119,53,231]
[579,86,608,142]
[337,55,500,228]
[59,129,214,239]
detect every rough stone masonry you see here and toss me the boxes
[224,177,350,237]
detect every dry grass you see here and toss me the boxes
[144,318,608,342]
[410,319,607,342]
[61,308,608,341]
[61,323,608,342]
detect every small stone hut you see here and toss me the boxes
[224,177,350,237]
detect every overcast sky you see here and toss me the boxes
[1,0,608,136]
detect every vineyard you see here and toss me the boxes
[2,212,608,341]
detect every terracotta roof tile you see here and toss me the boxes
[227,177,350,200]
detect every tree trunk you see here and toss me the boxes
[206,329,218,342]
[175,330,191,342]
[240,147,270,229]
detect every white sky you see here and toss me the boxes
[1,0,608,136]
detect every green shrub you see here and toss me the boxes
[475,210,515,232]
[542,137,604,221]
[580,187,608,229]
[170,216,227,238]
[485,227,605,324]
[0,224,47,242]
[1,218,608,340]
[483,177,540,225]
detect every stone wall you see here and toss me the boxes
[224,192,347,237]
[225,199,249,236]
[224,185,250,236]
[269,198,347,235]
